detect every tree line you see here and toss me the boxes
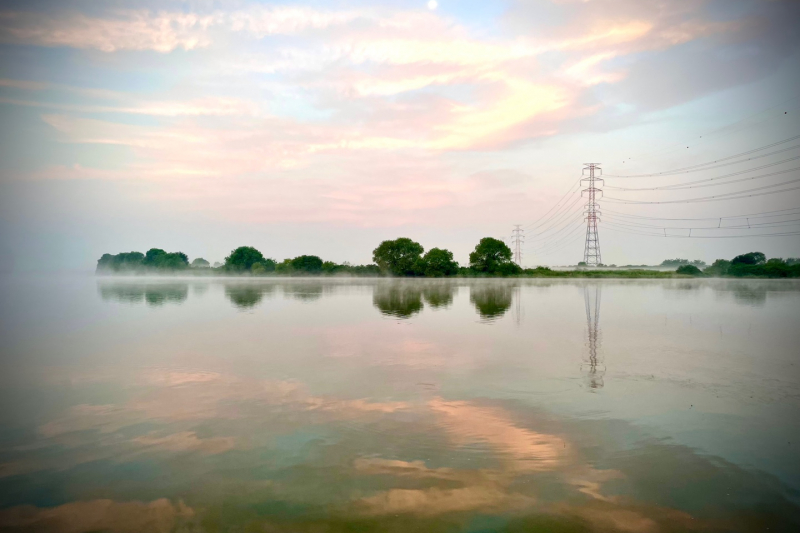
[95,237,522,277]
[677,252,800,278]
[96,241,800,278]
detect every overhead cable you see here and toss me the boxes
[605,134,800,178]
[605,163,800,192]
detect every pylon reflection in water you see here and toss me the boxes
[582,285,605,390]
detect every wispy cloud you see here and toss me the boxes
[1,0,796,235]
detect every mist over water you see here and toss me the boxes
[1,276,799,531]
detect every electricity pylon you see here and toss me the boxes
[511,224,524,266]
[582,163,603,266]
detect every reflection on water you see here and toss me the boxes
[282,282,325,301]
[422,282,457,309]
[470,283,514,320]
[373,282,424,317]
[582,285,604,390]
[3,277,797,531]
[98,282,189,306]
[372,281,459,318]
[224,283,276,309]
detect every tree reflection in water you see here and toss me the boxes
[373,283,423,318]
[98,283,189,306]
[469,283,514,320]
[373,282,459,318]
[422,283,457,309]
[224,283,276,309]
[282,282,325,302]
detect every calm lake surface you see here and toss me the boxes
[1,276,799,532]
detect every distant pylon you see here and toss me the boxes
[581,163,603,266]
[511,224,524,266]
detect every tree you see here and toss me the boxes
[144,248,167,266]
[732,252,766,265]
[191,258,210,268]
[676,265,703,276]
[255,259,277,273]
[372,238,424,276]
[704,259,731,276]
[290,255,323,274]
[143,248,188,270]
[96,251,144,272]
[469,237,518,274]
[419,248,459,277]
[225,246,265,272]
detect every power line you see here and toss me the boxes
[529,224,586,256]
[603,216,800,231]
[602,206,800,221]
[605,163,800,192]
[603,225,800,239]
[610,96,799,167]
[606,134,800,178]
[527,204,586,242]
[522,179,582,230]
[605,180,800,204]
[526,219,585,252]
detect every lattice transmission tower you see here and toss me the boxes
[581,163,603,266]
[511,224,524,265]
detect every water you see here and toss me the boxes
[1,276,799,532]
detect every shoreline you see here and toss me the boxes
[93,269,790,280]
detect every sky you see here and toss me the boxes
[0,0,799,272]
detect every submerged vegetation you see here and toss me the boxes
[96,241,800,278]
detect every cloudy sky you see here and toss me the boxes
[1,0,799,271]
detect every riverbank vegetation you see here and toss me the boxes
[96,240,800,278]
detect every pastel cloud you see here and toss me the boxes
[0,5,364,53]
[0,10,215,52]
[1,0,795,234]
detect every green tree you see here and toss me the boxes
[704,259,731,276]
[143,248,188,270]
[275,258,293,274]
[372,238,424,276]
[419,248,459,277]
[676,265,703,276]
[290,255,323,274]
[96,251,145,272]
[732,252,766,266]
[225,246,266,272]
[469,237,519,274]
[191,258,210,267]
[322,261,340,274]
[729,251,767,277]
